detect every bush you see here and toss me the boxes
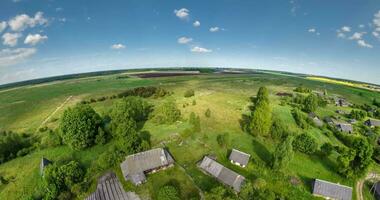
[152,100,181,124]
[291,108,309,129]
[40,130,62,148]
[59,104,102,150]
[321,143,334,156]
[293,133,318,154]
[0,131,32,164]
[184,89,195,98]
[294,86,311,93]
[350,109,367,120]
[205,108,211,118]
[271,119,288,140]
[216,133,229,147]
[157,185,181,200]
[189,112,201,133]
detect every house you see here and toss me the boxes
[324,116,336,125]
[373,181,380,200]
[336,123,353,133]
[199,156,245,192]
[312,179,352,200]
[308,113,323,127]
[347,119,357,124]
[365,119,380,128]
[85,172,140,200]
[229,149,250,167]
[40,157,51,176]
[335,98,351,107]
[120,148,174,185]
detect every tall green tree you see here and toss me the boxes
[59,104,102,150]
[271,136,294,171]
[250,87,272,136]
[152,100,181,124]
[303,94,318,113]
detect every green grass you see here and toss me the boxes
[1,72,380,199]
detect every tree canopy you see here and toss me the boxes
[249,87,272,136]
[293,133,318,154]
[152,100,181,124]
[272,136,294,171]
[157,185,181,200]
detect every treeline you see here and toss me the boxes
[80,86,170,104]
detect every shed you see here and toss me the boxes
[365,119,380,127]
[336,123,353,133]
[40,157,51,176]
[120,148,174,185]
[199,156,245,192]
[373,182,380,200]
[229,149,250,167]
[85,172,140,200]
[312,179,352,200]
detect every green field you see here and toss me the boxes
[1,71,380,200]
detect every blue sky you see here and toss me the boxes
[0,0,380,84]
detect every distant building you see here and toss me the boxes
[365,119,380,128]
[336,123,353,133]
[199,156,245,192]
[229,149,250,168]
[324,116,335,125]
[312,179,352,200]
[335,98,351,107]
[308,113,323,127]
[85,172,140,200]
[120,148,174,185]
[40,157,51,177]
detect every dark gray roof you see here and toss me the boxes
[85,172,140,200]
[336,123,353,133]
[229,149,250,166]
[366,119,380,127]
[40,157,51,176]
[120,148,174,185]
[199,156,245,192]
[312,179,352,200]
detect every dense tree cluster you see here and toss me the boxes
[249,87,272,136]
[152,100,181,124]
[157,185,181,200]
[270,119,289,140]
[303,94,319,113]
[59,104,103,150]
[292,133,318,154]
[349,109,367,120]
[271,136,294,171]
[293,86,311,93]
[0,131,33,164]
[291,108,310,129]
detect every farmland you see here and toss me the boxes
[0,70,380,200]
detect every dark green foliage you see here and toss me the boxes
[0,131,32,164]
[189,112,201,133]
[291,108,310,129]
[184,89,195,98]
[239,181,254,200]
[40,130,62,148]
[192,99,196,105]
[205,108,211,118]
[205,186,235,200]
[349,109,367,120]
[271,136,294,170]
[249,87,272,136]
[320,143,334,156]
[372,146,380,162]
[293,133,318,154]
[152,100,181,124]
[44,160,85,199]
[96,146,126,170]
[59,104,102,150]
[294,86,311,93]
[95,127,107,145]
[118,86,168,98]
[157,185,181,200]
[217,133,229,147]
[373,98,380,107]
[303,94,318,113]
[270,119,288,140]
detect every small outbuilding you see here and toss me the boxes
[336,123,353,133]
[365,119,380,128]
[373,181,380,200]
[199,156,245,192]
[229,149,250,168]
[308,113,323,127]
[40,157,51,176]
[312,179,352,200]
[120,148,174,185]
[85,172,140,200]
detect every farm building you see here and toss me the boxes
[312,179,352,200]
[199,156,245,192]
[40,157,51,176]
[120,148,174,185]
[365,119,380,128]
[336,123,353,133]
[229,149,250,167]
[335,98,351,107]
[85,172,140,200]
[308,113,323,127]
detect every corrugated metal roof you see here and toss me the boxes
[199,156,245,192]
[228,149,250,166]
[312,179,352,200]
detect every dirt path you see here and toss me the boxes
[356,172,380,200]
[35,95,72,133]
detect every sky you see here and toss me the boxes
[0,0,380,85]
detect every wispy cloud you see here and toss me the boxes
[191,46,212,53]
[8,12,48,32]
[0,48,37,67]
[209,27,220,32]
[349,32,366,40]
[111,43,126,49]
[0,21,7,33]
[2,32,22,47]
[177,37,193,44]
[357,40,373,48]
[341,26,351,32]
[24,34,48,45]
[174,8,189,20]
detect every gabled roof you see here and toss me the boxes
[366,119,380,127]
[120,148,174,184]
[229,149,250,166]
[40,157,51,175]
[199,156,245,192]
[336,123,353,133]
[85,172,140,200]
[312,179,352,200]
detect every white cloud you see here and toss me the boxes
[24,34,48,45]
[174,8,189,20]
[357,40,373,48]
[337,31,345,38]
[193,20,200,27]
[191,46,212,53]
[209,27,220,32]
[373,31,380,39]
[349,32,366,40]
[359,24,365,28]
[8,12,48,32]
[0,48,37,67]
[111,43,126,49]
[177,37,193,44]
[2,32,22,47]
[341,26,351,32]
[0,21,7,32]
[308,28,316,33]
[373,10,380,31]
